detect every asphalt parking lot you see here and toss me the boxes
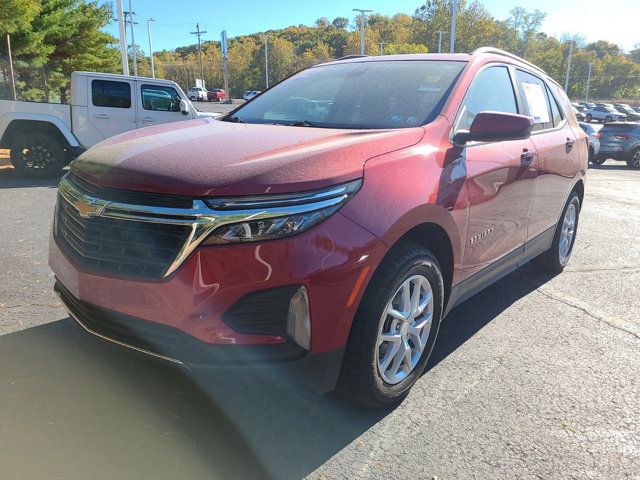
[0,155,638,479]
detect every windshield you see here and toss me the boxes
[228,60,466,129]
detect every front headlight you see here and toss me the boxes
[202,179,362,245]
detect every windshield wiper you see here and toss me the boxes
[223,115,245,123]
[289,120,316,127]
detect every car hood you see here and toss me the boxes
[71,117,425,197]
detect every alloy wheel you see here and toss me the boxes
[20,144,53,170]
[631,150,640,168]
[376,274,433,385]
[559,203,577,262]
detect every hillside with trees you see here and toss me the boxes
[1,0,639,102]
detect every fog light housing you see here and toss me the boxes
[287,286,311,350]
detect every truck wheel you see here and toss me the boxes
[10,132,66,178]
[338,243,444,409]
[627,148,640,169]
[534,191,580,273]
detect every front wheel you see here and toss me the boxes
[590,150,606,165]
[605,115,612,123]
[338,243,444,409]
[627,148,640,169]
[534,192,580,273]
[585,113,592,122]
[10,132,67,178]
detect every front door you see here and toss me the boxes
[137,83,189,128]
[454,65,537,278]
[87,77,137,139]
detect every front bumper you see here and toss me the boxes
[55,280,345,392]
[50,210,385,353]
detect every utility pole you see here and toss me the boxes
[450,0,457,53]
[115,0,129,75]
[436,31,446,53]
[263,34,269,89]
[190,23,207,84]
[221,30,230,103]
[378,42,387,55]
[6,35,16,101]
[353,8,372,55]
[126,0,137,76]
[147,18,155,78]
[585,62,592,101]
[564,41,574,92]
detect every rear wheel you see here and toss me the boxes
[10,132,66,178]
[338,243,444,409]
[627,148,640,169]
[585,113,592,122]
[605,115,612,123]
[534,192,580,273]
[589,149,606,165]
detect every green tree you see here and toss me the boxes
[506,7,546,56]
[0,0,39,34]
[331,17,349,30]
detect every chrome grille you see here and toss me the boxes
[56,193,192,278]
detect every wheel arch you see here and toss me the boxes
[0,117,79,149]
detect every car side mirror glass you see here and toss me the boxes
[454,111,535,146]
[179,99,189,115]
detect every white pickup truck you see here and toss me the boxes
[0,71,207,177]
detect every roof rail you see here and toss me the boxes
[336,55,369,61]
[471,47,547,76]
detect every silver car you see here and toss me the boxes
[585,105,626,123]
[579,122,601,164]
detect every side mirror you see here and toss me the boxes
[179,99,190,116]
[453,111,534,146]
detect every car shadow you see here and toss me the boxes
[588,162,632,170]
[0,265,555,480]
[0,163,65,189]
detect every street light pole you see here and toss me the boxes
[564,41,574,92]
[378,42,387,55]
[6,34,16,100]
[436,31,446,53]
[147,18,155,78]
[585,62,592,101]
[127,0,137,76]
[353,8,373,55]
[450,0,457,53]
[115,0,129,75]
[263,34,269,89]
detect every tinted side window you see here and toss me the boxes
[141,85,181,112]
[546,85,564,126]
[456,66,517,131]
[92,80,131,108]
[515,70,552,131]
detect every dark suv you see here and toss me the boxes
[597,123,640,168]
[50,48,587,408]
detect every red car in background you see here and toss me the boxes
[50,48,587,408]
[207,88,226,102]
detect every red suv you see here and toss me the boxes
[50,49,587,408]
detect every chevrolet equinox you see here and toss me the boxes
[50,48,587,408]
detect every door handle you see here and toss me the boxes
[141,116,154,121]
[94,113,111,119]
[565,137,575,153]
[521,149,534,164]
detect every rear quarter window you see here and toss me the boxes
[92,80,131,108]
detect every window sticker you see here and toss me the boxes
[522,82,550,124]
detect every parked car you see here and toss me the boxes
[597,123,640,168]
[613,103,640,121]
[188,86,208,101]
[243,90,261,101]
[579,102,596,109]
[50,48,587,408]
[207,89,226,102]
[0,72,205,177]
[579,122,601,164]
[572,106,586,121]
[585,105,626,123]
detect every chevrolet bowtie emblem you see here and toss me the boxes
[73,197,107,218]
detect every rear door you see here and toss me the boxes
[516,69,576,240]
[136,83,187,128]
[87,77,137,139]
[455,65,537,278]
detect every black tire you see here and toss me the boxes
[585,113,592,122]
[338,243,444,409]
[10,132,66,178]
[589,150,606,165]
[534,191,581,273]
[627,148,640,169]
[605,115,612,123]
